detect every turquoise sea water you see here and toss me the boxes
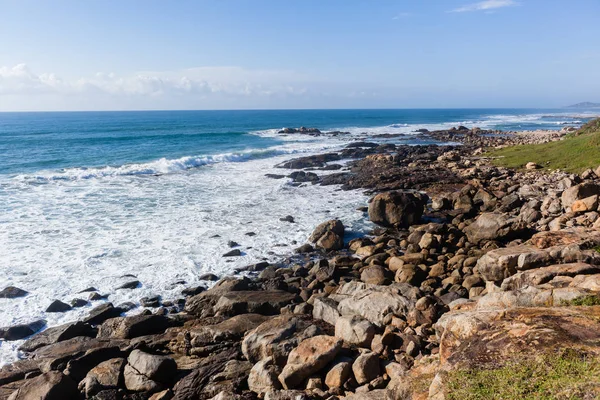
[0,108,597,364]
[1,108,594,177]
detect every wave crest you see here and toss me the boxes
[17,148,296,182]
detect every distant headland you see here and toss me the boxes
[567,101,600,108]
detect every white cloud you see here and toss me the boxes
[451,0,517,13]
[0,64,311,98]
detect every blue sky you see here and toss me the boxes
[1,0,599,111]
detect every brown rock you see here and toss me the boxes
[368,191,428,228]
[7,371,79,400]
[278,335,343,389]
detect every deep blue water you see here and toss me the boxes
[0,108,596,176]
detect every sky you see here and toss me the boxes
[1,0,599,111]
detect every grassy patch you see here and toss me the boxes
[446,350,600,400]
[562,295,600,307]
[488,118,600,173]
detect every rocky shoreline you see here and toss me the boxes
[2,125,600,399]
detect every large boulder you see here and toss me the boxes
[19,321,95,352]
[124,350,177,393]
[7,371,79,400]
[330,281,422,327]
[242,314,319,365]
[464,212,522,244]
[0,320,45,341]
[78,358,125,397]
[501,263,600,291]
[309,220,345,251]
[561,182,600,209]
[190,313,269,347]
[248,357,282,395]
[334,315,375,348]
[278,335,343,389]
[435,305,600,370]
[213,290,296,316]
[368,191,427,228]
[97,314,174,339]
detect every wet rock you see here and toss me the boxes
[89,292,108,301]
[223,249,242,257]
[0,286,28,299]
[294,243,314,254]
[19,321,95,353]
[280,215,295,223]
[70,298,88,308]
[7,371,79,400]
[117,281,140,290]
[83,303,123,326]
[0,320,45,341]
[182,286,205,297]
[278,335,343,389]
[140,296,161,308]
[45,300,72,313]
[199,273,220,281]
[368,191,428,228]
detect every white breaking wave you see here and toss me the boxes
[15,148,300,182]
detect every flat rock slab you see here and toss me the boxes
[213,290,296,316]
[330,281,422,327]
[476,245,539,282]
[435,305,600,369]
[19,321,95,353]
[97,314,174,339]
[190,313,270,346]
[530,228,600,249]
[0,360,40,386]
[501,263,600,291]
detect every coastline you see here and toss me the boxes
[2,125,600,399]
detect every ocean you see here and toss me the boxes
[0,108,597,364]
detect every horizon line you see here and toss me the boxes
[0,106,585,114]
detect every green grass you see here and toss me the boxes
[562,295,600,307]
[446,350,600,400]
[488,118,600,173]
